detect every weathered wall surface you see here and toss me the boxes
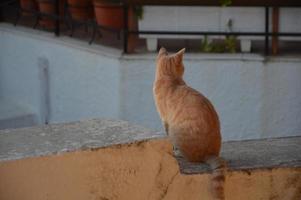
[119,55,301,141]
[1,24,301,141]
[0,25,121,125]
[0,119,301,200]
[0,139,300,200]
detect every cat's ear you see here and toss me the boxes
[174,48,185,63]
[158,47,168,57]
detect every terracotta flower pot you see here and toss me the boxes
[67,0,94,21]
[37,0,66,29]
[92,0,139,53]
[37,0,55,29]
[20,0,38,16]
[126,6,139,53]
[93,0,124,30]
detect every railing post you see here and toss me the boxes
[265,6,269,55]
[123,3,128,54]
[0,6,3,22]
[272,7,279,55]
[55,0,60,36]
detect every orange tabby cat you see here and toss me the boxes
[153,47,226,200]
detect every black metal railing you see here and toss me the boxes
[1,0,301,55]
[1,0,121,44]
[1,0,62,35]
[123,0,301,54]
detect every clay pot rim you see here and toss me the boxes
[67,0,93,7]
[93,0,123,7]
[36,0,55,3]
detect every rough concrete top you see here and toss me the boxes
[177,136,301,174]
[1,119,300,174]
[0,119,164,162]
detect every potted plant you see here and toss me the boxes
[36,0,56,29]
[93,0,143,29]
[67,0,94,21]
[93,0,124,30]
[220,0,232,6]
[93,0,142,52]
[20,0,38,16]
[36,0,65,29]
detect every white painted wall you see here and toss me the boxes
[0,25,121,124]
[1,24,301,141]
[120,54,301,141]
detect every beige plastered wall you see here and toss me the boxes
[0,138,300,200]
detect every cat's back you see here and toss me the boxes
[169,84,219,127]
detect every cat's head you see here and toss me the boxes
[156,47,185,79]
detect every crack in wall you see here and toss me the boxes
[158,171,180,200]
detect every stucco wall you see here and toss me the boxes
[0,118,300,200]
[0,24,301,141]
[1,138,301,200]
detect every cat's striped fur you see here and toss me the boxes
[153,47,226,200]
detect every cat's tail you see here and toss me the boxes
[205,156,227,200]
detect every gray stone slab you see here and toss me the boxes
[0,119,165,162]
[1,119,300,174]
[177,136,301,174]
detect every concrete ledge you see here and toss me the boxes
[177,136,301,174]
[1,119,300,174]
[0,119,301,200]
[0,119,164,162]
